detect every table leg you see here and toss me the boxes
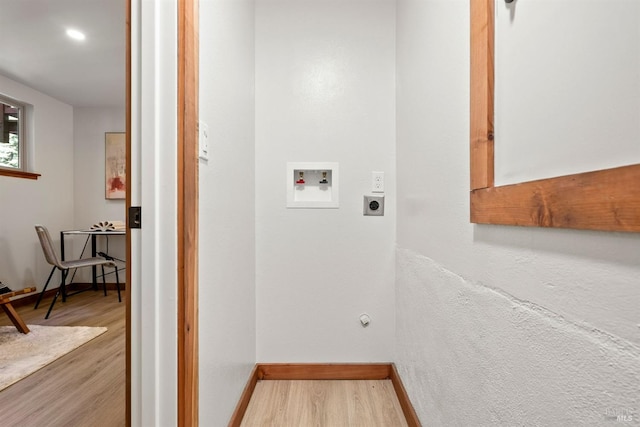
[91,234,98,290]
[1,301,30,334]
[60,231,66,290]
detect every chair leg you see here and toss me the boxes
[60,269,68,302]
[102,265,107,296]
[34,266,56,309]
[46,270,68,318]
[45,288,60,320]
[114,266,121,303]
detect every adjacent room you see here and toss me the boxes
[0,1,127,425]
[1,0,638,425]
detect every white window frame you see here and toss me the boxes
[0,95,38,179]
[0,95,25,172]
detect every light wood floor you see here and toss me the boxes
[0,289,125,427]
[241,379,409,427]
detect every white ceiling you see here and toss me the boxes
[0,0,126,108]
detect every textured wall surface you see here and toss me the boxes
[396,248,640,426]
[395,0,640,425]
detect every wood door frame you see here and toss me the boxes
[177,0,199,425]
[125,0,132,423]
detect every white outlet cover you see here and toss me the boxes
[372,171,384,193]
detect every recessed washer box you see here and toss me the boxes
[286,162,339,208]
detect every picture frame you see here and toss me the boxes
[105,132,126,200]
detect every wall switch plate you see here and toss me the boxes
[363,195,384,216]
[198,121,209,161]
[372,171,384,193]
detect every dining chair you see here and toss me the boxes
[33,225,121,319]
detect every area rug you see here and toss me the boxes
[0,325,107,391]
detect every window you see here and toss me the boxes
[0,97,23,170]
[0,95,38,179]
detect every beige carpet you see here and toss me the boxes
[0,325,107,391]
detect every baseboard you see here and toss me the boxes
[389,363,421,426]
[8,282,127,309]
[228,365,260,427]
[228,363,421,427]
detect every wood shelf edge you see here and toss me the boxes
[0,169,41,180]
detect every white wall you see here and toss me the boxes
[494,0,640,185]
[0,79,125,292]
[198,0,256,424]
[73,107,126,281]
[0,74,74,293]
[396,0,640,425]
[255,0,397,362]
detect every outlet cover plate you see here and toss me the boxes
[363,195,384,216]
[372,171,384,193]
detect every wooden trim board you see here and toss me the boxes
[177,0,199,425]
[228,365,260,427]
[256,363,393,381]
[389,364,421,427]
[125,0,132,424]
[228,363,421,427]
[0,169,41,180]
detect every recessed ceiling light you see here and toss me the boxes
[66,28,86,41]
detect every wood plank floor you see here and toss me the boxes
[241,379,409,427]
[0,289,125,427]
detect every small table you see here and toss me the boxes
[61,230,126,290]
[1,287,37,333]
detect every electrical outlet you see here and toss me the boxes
[372,171,384,193]
[363,195,384,216]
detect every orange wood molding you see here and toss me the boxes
[389,364,421,427]
[470,0,494,191]
[177,0,200,425]
[471,164,640,232]
[228,365,260,427]
[0,169,40,180]
[125,0,132,424]
[256,363,393,380]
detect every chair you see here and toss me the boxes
[33,225,121,319]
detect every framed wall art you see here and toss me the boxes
[105,132,126,200]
